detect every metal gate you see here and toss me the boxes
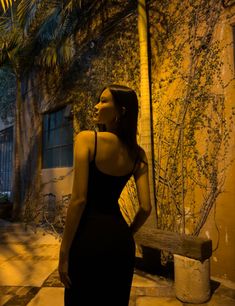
[0,126,13,196]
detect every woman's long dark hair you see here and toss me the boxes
[98,84,140,161]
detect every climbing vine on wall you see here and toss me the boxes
[149,0,235,235]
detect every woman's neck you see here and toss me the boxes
[105,123,118,135]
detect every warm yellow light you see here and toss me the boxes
[0,0,16,12]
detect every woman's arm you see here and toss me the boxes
[59,131,90,287]
[130,148,152,234]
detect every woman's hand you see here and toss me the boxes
[58,253,72,289]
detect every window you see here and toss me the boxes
[0,126,13,194]
[42,106,73,168]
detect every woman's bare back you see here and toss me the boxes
[89,131,137,177]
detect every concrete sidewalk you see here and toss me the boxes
[0,218,235,306]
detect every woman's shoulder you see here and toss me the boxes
[96,131,120,143]
[74,130,95,146]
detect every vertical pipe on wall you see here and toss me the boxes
[138,0,157,228]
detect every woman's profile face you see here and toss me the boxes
[94,88,118,125]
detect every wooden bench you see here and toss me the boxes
[134,228,212,261]
[134,228,213,303]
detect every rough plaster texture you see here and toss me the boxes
[174,254,210,303]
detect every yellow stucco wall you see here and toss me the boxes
[41,167,73,204]
[200,9,235,282]
[150,2,235,282]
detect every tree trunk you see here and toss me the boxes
[12,77,23,220]
[12,72,43,221]
[138,0,157,228]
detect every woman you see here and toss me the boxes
[58,84,152,306]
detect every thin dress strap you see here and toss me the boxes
[93,131,97,162]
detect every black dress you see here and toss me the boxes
[64,131,136,306]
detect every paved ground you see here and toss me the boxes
[0,218,235,306]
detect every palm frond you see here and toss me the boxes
[0,0,17,13]
[37,35,74,68]
[0,3,18,33]
[36,6,61,44]
[0,30,22,66]
[1,0,81,72]
[17,0,44,34]
[58,36,75,64]
[63,0,82,13]
[0,15,13,32]
[38,44,58,68]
